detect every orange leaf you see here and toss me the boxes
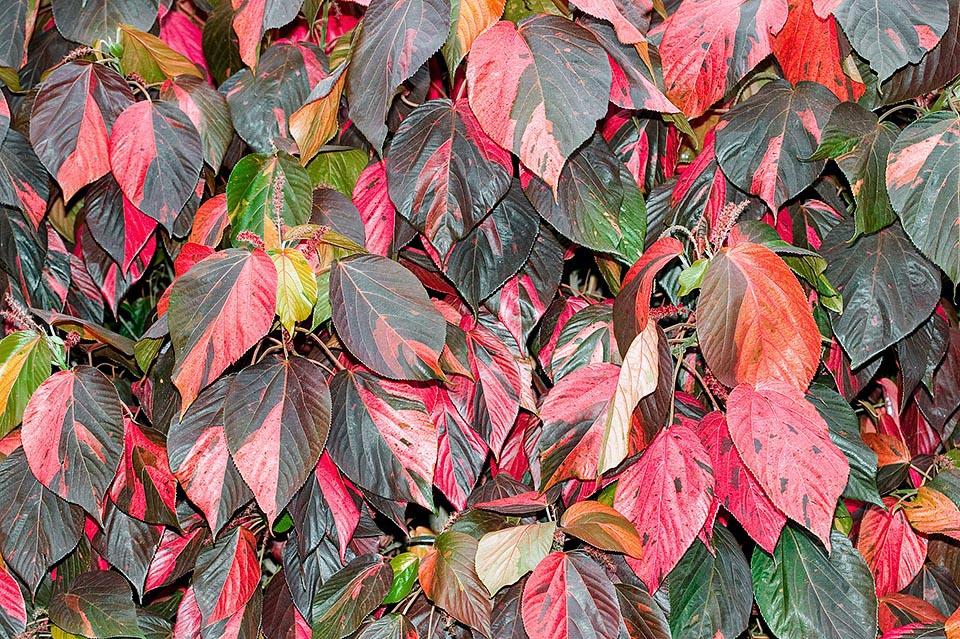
[560,500,644,558]
[904,487,960,541]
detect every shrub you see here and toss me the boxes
[0,0,958,637]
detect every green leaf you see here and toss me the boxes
[118,24,203,83]
[311,554,393,639]
[0,330,50,436]
[226,151,312,246]
[49,570,146,638]
[383,553,419,604]
[307,148,369,196]
[807,383,882,506]
[475,522,555,596]
[752,527,878,639]
[677,259,708,296]
[668,525,752,639]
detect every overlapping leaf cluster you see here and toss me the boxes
[0,0,958,637]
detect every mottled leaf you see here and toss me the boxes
[49,570,145,638]
[476,522,555,595]
[419,531,492,636]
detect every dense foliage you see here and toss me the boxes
[0,0,959,637]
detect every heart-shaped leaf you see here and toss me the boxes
[467,15,612,189]
[419,531,492,636]
[21,366,124,522]
[330,254,446,381]
[224,356,331,526]
[559,501,643,557]
[49,570,146,639]
[476,522,555,595]
[858,498,928,596]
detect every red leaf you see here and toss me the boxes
[145,525,206,592]
[21,366,124,522]
[696,411,787,553]
[429,385,488,510]
[697,242,821,389]
[109,100,203,232]
[538,363,621,490]
[572,0,651,43]
[224,356,331,526]
[84,176,158,275]
[467,16,612,189]
[168,248,277,407]
[167,377,254,536]
[29,61,135,201]
[352,162,400,257]
[613,425,715,592]
[521,551,621,639]
[109,418,178,527]
[0,558,26,636]
[193,526,260,625]
[726,381,848,548]
[858,498,928,596]
[315,453,361,559]
[230,0,301,66]
[771,0,865,101]
[612,236,683,353]
[189,193,229,247]
[660,0,788,117]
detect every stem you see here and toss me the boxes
[308,332,346,371]
[666,329,689,427]
[678,358,719,411]
[878,103,927,123]
[400,586,423,615]
[733,71,782,104]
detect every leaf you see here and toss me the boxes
[811,102,897,235]
[521,134,624,255]
[108,100,202,233]
[904,487,960,541]
[726,381,848,549]
[230,0,303,66]
[21,366,124,522]
[521,551,621,639]
[715,80,837,212]
[384,553,419,605]
[50,570,145,639]
[659,0,788,117]
[118,24,202,83]
[289,452,360,560]
[167,377,253,536]
[882,0,960,104]
[330,254,446,380]
[419,531,492,636]
[311,555,393,639]
[90,500,162,598]
[309,148,369,196]
[600,323,659,474]
[192,527,260,625]
[262,572,311,638]
[29,61,134,202]
[579,18,678,114]
[159,75,233,172]
[833,0,950,81]
[0,557,26,636]
[752,527,878,639]
[443,0,505,73]
[52,0,158,44]
[167,248,277,407]
[467,15,612,189]
[476,522,556,595]
[0,448,84,592]
[697,242,821,389]
[84,176,158,275]
[443,181,540,307]
[223,356,331,526]
[821,220,940,368]
[538,363,620,490]
[806,383,882,505]
[858,498,928,596]
[270,248,318,333]
[668,525,753,639]
[289,64,347,164]
[615,583,670,639]
[770,0,865,101]
[221,42,326,153]
[548,302,619,382]
[559,501,643,557]
[613,425,715,592]
[109,420,177,527]
[612,236,684,352]
[357,613,418,639]
[0,130,50,228]
[386,98,512,257]
[572,0,650,43]
[695,411,787,553]
[0,330,50,437]
[0,0,39,69]
[327,370,437,507]
[886,111,960,285]
[226,151,313,246]
[345,0,450,152]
